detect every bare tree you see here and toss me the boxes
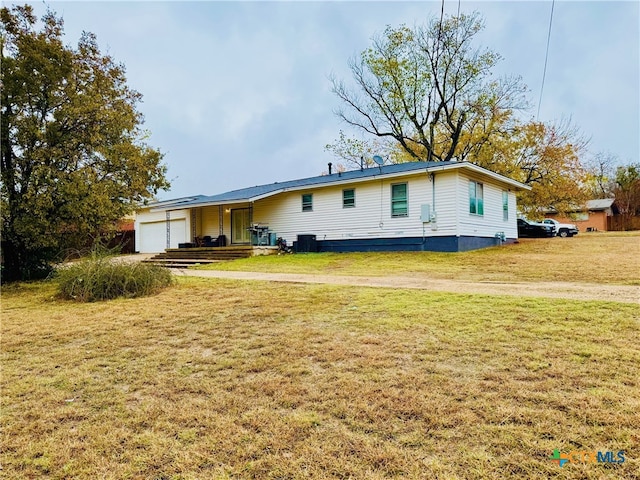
[585,152,618,198]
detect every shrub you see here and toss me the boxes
[55,255,174,302]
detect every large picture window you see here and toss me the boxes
[469,181,484,215]
[391,183,408,217]
[302,193,313,212]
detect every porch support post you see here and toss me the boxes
[249,204,254,246]
[218,205,223,236]
[191,209,197,242]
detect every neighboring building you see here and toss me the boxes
[107,217,136,254]
[135,161,531,253]
[546,199,615,232]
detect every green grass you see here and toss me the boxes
[196,232,640,285]
[1,278,639,479]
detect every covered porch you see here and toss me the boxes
[138,202,279,264]
[139,202,277,253]
[182,203,277,248]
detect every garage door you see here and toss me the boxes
[138,219,186,253]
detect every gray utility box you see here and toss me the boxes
[421,204,432,223]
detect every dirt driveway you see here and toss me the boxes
[175,269,639,304]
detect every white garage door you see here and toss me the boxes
[139,219,186,253]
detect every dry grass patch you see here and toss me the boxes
[197,231,640,285]
[1,278,639,479]
[55,255,174,302]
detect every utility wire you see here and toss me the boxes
[537,0,555,121]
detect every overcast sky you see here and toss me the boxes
[19,1,640,200]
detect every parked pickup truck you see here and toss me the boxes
[543,218,579,237]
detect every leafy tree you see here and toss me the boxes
[582,155,640,229]
[612,163,640,229]
[584,152,617,199]
[331,12,527,163]
[325,130,402,169]
[1,5,169,281]
[501,120,589,218]
[330,11,590,216]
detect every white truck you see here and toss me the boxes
[543,218,579,237]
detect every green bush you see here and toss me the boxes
[55,256,174,302]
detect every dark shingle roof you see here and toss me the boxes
[148,160,529,211]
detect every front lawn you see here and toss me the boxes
[196,231,640,285]
[2,278,638,479]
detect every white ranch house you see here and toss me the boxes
[135,161,530,254]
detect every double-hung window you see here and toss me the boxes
[469,181,484,215]
[302,193,313,212]
[391,183,408,217]
[343,188,355,208]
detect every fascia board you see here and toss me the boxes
[435,162,532,191]
[143,196,205,209]
[149,199,251,212]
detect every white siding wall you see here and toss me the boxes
[252,172,462,244]
[135,167,521,251]
[201,206,221,238]
[430,172,459,235]
[135,208,190,226]
[456,172,518,239]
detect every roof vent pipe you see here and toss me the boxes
[328,162,332,175]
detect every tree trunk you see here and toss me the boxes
[1,239,23,283]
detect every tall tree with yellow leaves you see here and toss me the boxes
[329,12,589,218]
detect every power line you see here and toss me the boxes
[537,0,555,121]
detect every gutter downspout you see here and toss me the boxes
[430,172,437,230]
[431,173,436,218]
[423,171,437,246]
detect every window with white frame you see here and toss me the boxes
[391,183,408,217]
[469,181,484,215]
[343,188,355,208]
[302,193,313,212]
